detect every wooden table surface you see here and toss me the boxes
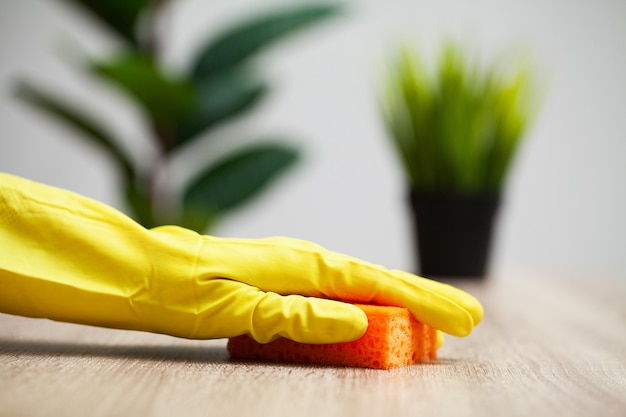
[1,275,625,417]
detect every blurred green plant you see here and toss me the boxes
[15,0,340,232]
[381,42,539,194]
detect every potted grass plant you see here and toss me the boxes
[380,42,539,278]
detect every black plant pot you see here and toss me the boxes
[409,191,501,279]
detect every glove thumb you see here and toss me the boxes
[192,280,369,344]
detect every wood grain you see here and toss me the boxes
[1,276,625,417]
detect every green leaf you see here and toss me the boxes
[182,144,299,232]
[92,54,194,125]
[178,204,219,235]
[191,4,340,78]
[176,72,268,147]
[59,0,147,45]
[15,81,135,177]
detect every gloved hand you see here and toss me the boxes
[0,173,482,344]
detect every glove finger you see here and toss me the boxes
[371,273,476,337]
[392,270,484,326]
[308,256,477,337]
[192,279,368,344]
[436,330,444,349]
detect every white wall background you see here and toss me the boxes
[1,0,625,280]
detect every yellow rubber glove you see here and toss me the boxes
[0,173,483,344]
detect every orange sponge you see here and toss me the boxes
[227,304,437,369]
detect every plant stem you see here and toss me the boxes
[142,0,169,59]
[142,0,174,227]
